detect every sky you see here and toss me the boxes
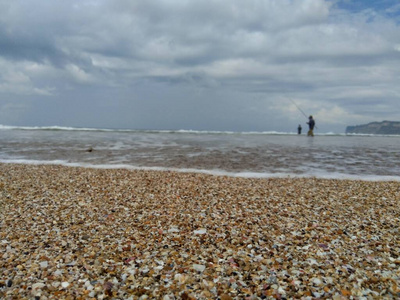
[0,0,399,133]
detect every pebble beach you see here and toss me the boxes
[1,163,399,299]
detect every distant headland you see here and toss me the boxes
[346,121,400,135]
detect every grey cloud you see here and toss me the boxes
[0,0,399,132]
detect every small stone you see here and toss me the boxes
[32,283,45,290]
[192,264,206,272]
[193,228,207,235]
[311,277,323,286]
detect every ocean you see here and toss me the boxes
[0,125,399,181]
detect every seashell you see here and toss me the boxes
[168,227,180,233]
[311,277,323,286]
[174,274,187,284]
[32,283,45,290]
[192,264,206,272]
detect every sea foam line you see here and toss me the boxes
[0,124,347,135]
[1,159,399,182]
[2,124,400,137]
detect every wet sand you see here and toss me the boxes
[1,163,399,299]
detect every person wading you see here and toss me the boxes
[307,116,315,136]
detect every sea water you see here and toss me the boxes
[0,125,399,181]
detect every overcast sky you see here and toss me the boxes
[0,0,399,133]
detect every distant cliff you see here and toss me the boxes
[346,121,400,135]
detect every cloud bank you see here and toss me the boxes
[0,0,399,132]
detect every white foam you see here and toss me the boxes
[1,159,399,182]
[0,124,352,136]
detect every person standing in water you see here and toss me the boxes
[297,124,302,134]
[307,116,315,136]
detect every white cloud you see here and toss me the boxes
[0,60,54,96]
[316,105,365,125]
[65,64,95,84]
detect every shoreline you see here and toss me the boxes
[1,163,399,299]
[1,160,399,182]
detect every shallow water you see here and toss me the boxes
[0,126,399,180]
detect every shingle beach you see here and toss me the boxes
[1,163,399,299]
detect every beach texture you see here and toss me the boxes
[1,163,399,299]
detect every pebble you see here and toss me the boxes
[0,163,400,299]
[32,283,45,290]
[192,264,206,272]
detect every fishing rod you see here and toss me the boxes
[289,98,318,129]
[289,98,309,119]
